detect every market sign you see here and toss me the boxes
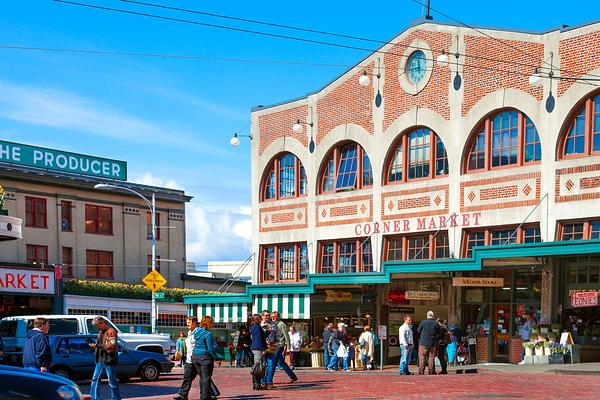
[571,290,599,308]
[0,267,55,295]
[354,212,482,236]
[452,277,504,287]
[0,140,127,180]
[325,290,353,302]
[405,290,440,301]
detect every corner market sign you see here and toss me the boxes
[0,140,127,180]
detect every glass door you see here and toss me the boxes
[493,304,510,361]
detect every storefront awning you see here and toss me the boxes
[196,302,250,323]
[252,294,311,320]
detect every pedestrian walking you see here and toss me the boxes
[192,316,222,400]
[327,322,349,371]
[22,317,51,373]
[250,314,269,390]
[417,311,440,375]
[322,323,334,370]
[235,325,252,367]
[436,318,450,374]
[176,331,187,368]
[265,311,298,386]
[174,316,200,400]
[399,315,414,375]
[358,326,375,371]
[89,316,121,400]
[288,326,302,369]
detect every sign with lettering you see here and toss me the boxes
[405,290,440,301]
[142,270,167,292]
[0,140,127,180]
[354,212,481,236]
[452,277,504,287]
[571,290,599,308]
[325,290,353,302]
[0,267,55,295]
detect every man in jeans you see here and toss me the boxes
[265,311,297,386]
[174,316,200,400]
[399,315,414,375]
[417,311,440,375]
[322,323,334,370]
[89,316,121,400]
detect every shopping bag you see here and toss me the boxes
[336,344,348,358]
[250,357,267,378]
[174,351,181,361]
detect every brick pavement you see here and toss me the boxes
[80,366,600,400]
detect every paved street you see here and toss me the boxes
[79,365,600,399]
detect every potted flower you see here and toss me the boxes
[538,321,552,335]
[548,343,564,364]
[531,324,540,334]
[522,341,536,357]
[532,338,546,356]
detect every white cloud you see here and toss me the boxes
[132,172,185,190]
[185,202,252,265]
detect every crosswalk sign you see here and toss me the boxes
[142,270,167,292]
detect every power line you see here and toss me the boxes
[52,0,600,86]
[120,0,600,80]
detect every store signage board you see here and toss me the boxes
[452,277,504,287]
[142,270,167,292]
[354,212,481,236]
[0,267,55,295]
[325,290,352,302]
[0,139,127,180]
[405,290,440,301]
[560,332,574,345]
[571,290,599,308]
[378,325,387,340]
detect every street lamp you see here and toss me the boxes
[94,183,158,333]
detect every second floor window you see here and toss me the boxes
[86,249,113,279]
[320,142,372,194]
[261,153,307,201]
[60,201,72,231]
[26,244,48,264]
[25,196,47,228]
[318,238,373,273]
[85,205,112,235]
[463,224,541,257]
[383,232,450,262]
[259,243,308,283]
[386,128,448,183]
[147,212,161,240]
[560,94,600,158]
[558,220,600,241]
[465,110,541,172]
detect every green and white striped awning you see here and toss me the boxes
[196,303,250,323]
[252,294,311,319]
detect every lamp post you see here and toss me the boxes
[94,183,158,333]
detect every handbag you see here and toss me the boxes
[174,351,181,361]
[250,356,268,378]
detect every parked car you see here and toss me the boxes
[49,334,174,382]
[0,364,87,400]
[0,315,175,365]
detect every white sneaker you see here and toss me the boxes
[518,360,525,365]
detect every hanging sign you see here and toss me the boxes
[452,277,504,287]
[325,290,353,302]
[571,290,599,308]
[405,290,440,301]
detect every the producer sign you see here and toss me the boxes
[0,140,127,180]
[0,267,56,295]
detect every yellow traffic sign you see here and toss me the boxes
[142,270,167,292]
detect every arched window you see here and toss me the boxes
[319,142,372,194]
[465,110,541,172]
[261,153,307,201]
[559,94,600,158]
[386,128,448,183]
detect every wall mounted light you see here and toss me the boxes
[528,68,543,87]
[292,107,316,153]
[358,58,383,107]
[230,132,252,147]
[436,49,449,67]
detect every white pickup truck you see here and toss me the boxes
[0,315,175,365]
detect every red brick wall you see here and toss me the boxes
[558,31,600,96]
[397,196,431,210]
[462,36,544,116]
[316,63,375,144]
[330,204,358,217]
[258,105,308,155]
[460,172,541,212]
[580,176,600,189]
[556,163,600,203]
[480,185,518,201]
[383,30,452,131]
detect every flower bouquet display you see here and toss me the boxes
[531,338,546,356]
[538,321,552,335]
[522,341,536,357]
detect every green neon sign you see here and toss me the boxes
[0,140,127,180]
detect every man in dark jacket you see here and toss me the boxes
[417,311,440,375]
[22,317,51,372]
[436,319,450,374]
[322,323,334,370]
[326,322,348,371]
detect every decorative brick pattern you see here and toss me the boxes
[558,30,600,96]
[460,172,540,212]
[383,30,452,131]
[258,105,308,155]
[462,36,544,116]
[316,64,374,143]
[259,203,308,232]
[381,184,449,220]
[315,194,372,227]
[556,163,600,203]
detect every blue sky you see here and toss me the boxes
[1,0,598,265]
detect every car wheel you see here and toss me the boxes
[139,361,160,381]
[52,366,72,380]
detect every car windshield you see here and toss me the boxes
[26,318,78,335]
[85,317,120,334]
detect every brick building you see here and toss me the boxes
[186,18,600,363]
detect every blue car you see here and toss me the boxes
[0,364,87,400]
[49,335,173,382]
